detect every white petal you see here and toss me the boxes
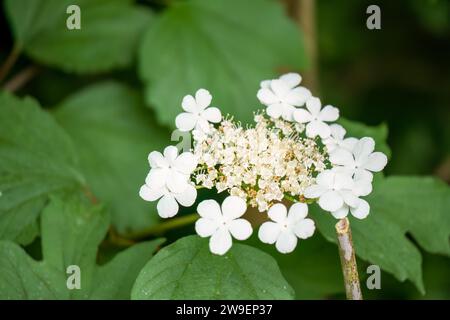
[304,184,327,198]
[306,121,331,139]
[352,176,372,197]
[281,103,296,121]
[174,184,197,207]
[174,152,197,175]
[175,112,198,132]
[195,218,218,237]
[201,107,222,123]
[267,203,288,223]
[257,88,279,105]
[266,103,283,119]
[318,190,344,212]
[166,170,189,194]
[293,218,315,239]
[163,146,178,163]
[331,205,349,219]
[148,151,167,168]
[334,172,354,190]
[260,80,272,89]
[195,88,212,110]
[341,137,358,151]
[275,231,298,254]
[195,117,211,133]
[279,72,301,88]
[228,219,252,240]
[258,222,281,244]
[316,170,336,188]
[284,87,311,106]
[330,124,346,140]
[362,152,387,172]
[221,196,247,220]
[287,202,308,223]
[139,184,165,202]
[351,199,370,219]
[318,105,339,122]
[157,194,179,218]
[340,190,359,208]
[209,228,232,255]
[305,97,321,116]
[197,199,222,220]
[270,79,290,97]
[353,137,375,163]
[293,108,312,123]
[181,94,198,113]
[329,149,354,167]
[145,168,168,189]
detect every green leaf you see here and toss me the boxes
[4,0,152,73]
[312,176,450,294]
[55,82,170,234]
[0,195,164,299]
[0,91,83,242]
[339,117,391,158]
[139,0,306,127]
[131,235,294,299]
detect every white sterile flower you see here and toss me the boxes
[146,146,197,194]
[331,198,370,220]
[258,203,315,254]
[175,88,222,132]
[329,137,388,181]
[139,184,197,218]
[195,196,252,255]
[304,170,359,215]
[257,73,311,121]
[322,124,358,154]
[293,97,339,139]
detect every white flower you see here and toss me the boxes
[322,124,357,154]
[259,203,315,253]
[175,88,222,132]
[304,170,359,214]
[331,198,370,220]
[293,97,339,138]
[329,137,388,181]
[257,73,311,121]
[146,146,197,194]
[195,196,252,255]
[139,184,197,218]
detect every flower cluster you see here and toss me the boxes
[140,73,387,255]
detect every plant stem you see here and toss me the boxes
[0,44,21,83]
[3,65,40,92]
[335,217,363,300]
[125,213,198,240]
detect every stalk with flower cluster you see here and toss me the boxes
[139,73,387,299]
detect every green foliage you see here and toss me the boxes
[312,176,450,293]
[0,92,83,242]
[132,235,294,300]
[139,0,306,127]
[0,195,163,299]
[4,0,152,73]
[55,82,170,233]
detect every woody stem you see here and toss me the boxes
[335,217,363,300]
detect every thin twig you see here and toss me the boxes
[335,217,363,300]
[0,44,21,83]
[3,65,40,92]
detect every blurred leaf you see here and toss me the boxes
[55,82,170,234]
[132,235,294,299]
[312,176,450,294]
[0,195,163,299]
[139,0,306,127]
[4,0,152,73]
[0,91,83,242]
[339,117,391,158]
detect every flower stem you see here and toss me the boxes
[335,217,363,300]
[0,44,21,83]
[124,213,199,240]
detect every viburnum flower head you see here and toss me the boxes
[139,146,197,218]
[257,73,311,121]
[293,97,339,139]
[258,203,315,253]
[195,196,252,255]
[330,137,388,181]
[175,88,222,132]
